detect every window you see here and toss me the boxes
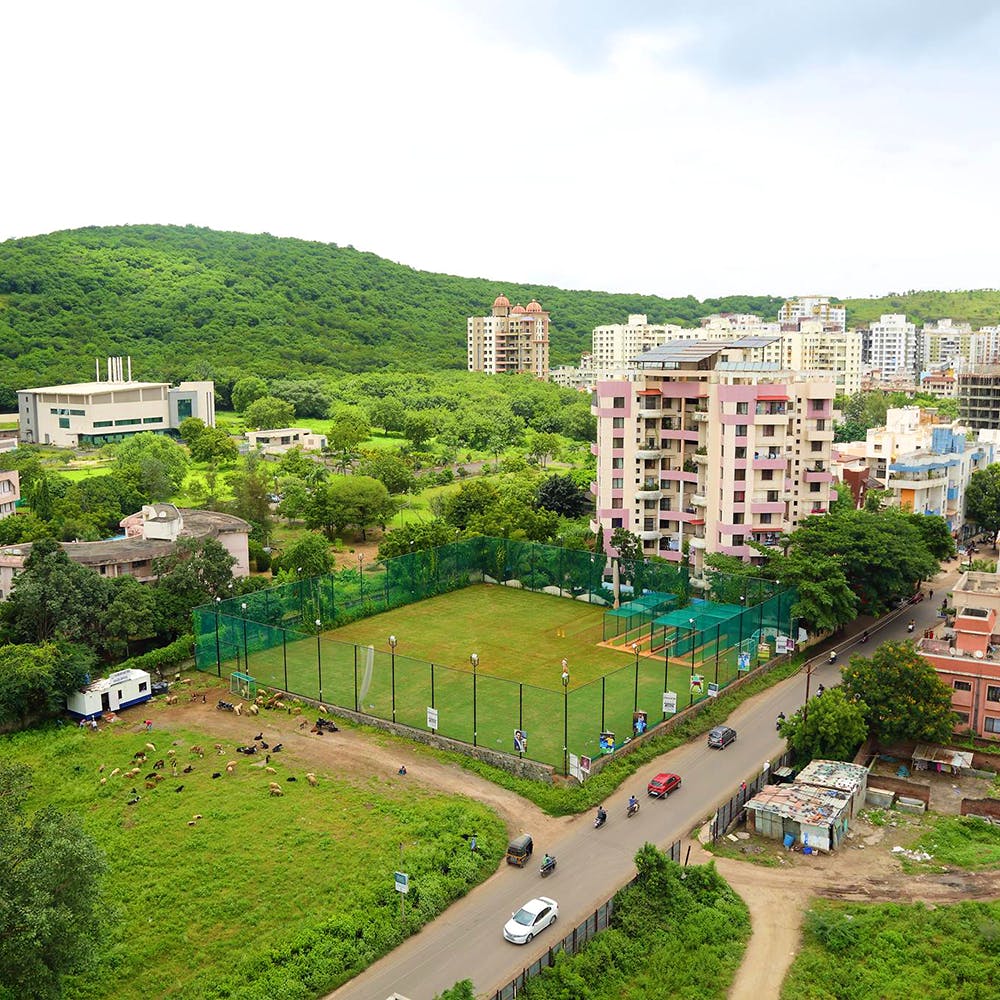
[986,716,1000,733]
[760,513,772,524]
[987,686,1000,703]
[953,680,972,692]
[612,458,624,469]
[612,478,623,489]
[612,517,623,528]
[143,416,164,424]
[732,534,745,546]
[733,513,744,524]
[734,491,745,503]
[94,420,114,427]
[114,418,142,426]
[811,441,822,452]
[955,712,970,725]
[611,498,623,508]
[736,401,748,415]
[58,417,70,429]
[734,469,745,481]
[735,447,746,459]
[762,470,773,481]
[612,437,624,448]
[735,425,747,437]
[139,681,148,692]
[613,396,625,408]
[613,417,624,428]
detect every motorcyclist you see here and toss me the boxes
[627,794,638,814]
[543,852,554,867]
[861,629,870,643]
[907,619,915,632]
[817,684,825,696]
[828,650,838,663]
[596,805,607,825]
[776,711,786,730]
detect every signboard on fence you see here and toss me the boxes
[580,755,592,775]
[569,753,585,782]
[394,871,409,894]
[757,642,770,657]
[738,652,751,672]
[707,682,720,698]
[776,635,791,654]
[663,690,677,715]
[426,707,438,730]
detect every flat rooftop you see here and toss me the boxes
[954,571,1000,595]
[20,380,168,394]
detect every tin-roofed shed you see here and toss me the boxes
[795,759,869,817]
[744,783,852,852]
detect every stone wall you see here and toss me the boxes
[961,798,1000,822]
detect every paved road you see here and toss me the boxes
[329,592,946,1000]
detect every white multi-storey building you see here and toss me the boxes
[591,338,836,579]
[17,358,215,448]
[869,314,918,377]
[778,296,846,332]
[591,315,685,372]
[467,294,550,377]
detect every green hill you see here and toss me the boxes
[0,225,783,407]
[839,289,1000,328]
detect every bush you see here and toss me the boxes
[120,634,194,679]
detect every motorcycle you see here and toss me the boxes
[626,800,640,818]
[594,809,607,829]
[775,712,786,731]
[907,620,915,633]
[861,631,870,643]
[539,855,557,878]
[828,650,838,664]
[217,699,235,712]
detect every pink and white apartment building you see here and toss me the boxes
[591,339,836,578]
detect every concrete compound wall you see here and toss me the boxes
[961,798,1000,822]
[865,775,931,807]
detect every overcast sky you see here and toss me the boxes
[4,0,999,299]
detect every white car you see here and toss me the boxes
[503,896,559,944]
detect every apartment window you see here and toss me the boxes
[613,396,625,408]
[734,491,745,503]
[612,437,624,448]
[58,417,70,429]
[611,478,623,489]
[953,680,972,692]
[986,716,1000,733]
[761,470,773,481]
[612,417,624,428]
[734,469,745,481]
[811,441,822,452]
[93,420,114,428]
[612,517,623,528]
[810,483,821,492]
[987,685,1000,703]
[612,458,624,469]
[735,447,746,459]
[142,416,164,424]
[611,498,623,508]
[733,513,744,524]
[732,534,745,546]
[114,418,142,426]
[735,425,747,437]
[735,401,749,415]
[955,712,970,725]
[760,513,772,524]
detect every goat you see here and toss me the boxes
[145,742,156,752]
[225,761,237,774]
[272,743,283,753]
[249,703,259,715]
[145,772,157,780]
[132,751,146,762]
[145,780,157,789]
[291,706,302,716]
[265,766,277,775]
[183,764,194,774]
[165,695,178,705]
[233,702,243,716]
[192,814,203,820]
[318,704,328,714]
[190,745,204,757]
[175,785,184,793]
[268,783,283,797]
[212,772,221,779]
[152,759,165,770]
[253,732,263,741]
[99,777,107,785]
[306,773,317,786]
[127,795,141,805]
[155,774,166,783]
[166,749,176,757]
[110,767,121,778]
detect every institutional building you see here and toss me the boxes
[467,295,550,377]
[0,470,19,520]
[591,338,836,579]
[0,504,249,601]
[18,357,215,448]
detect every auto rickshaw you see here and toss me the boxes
[506,833,533,867]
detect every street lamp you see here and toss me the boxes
[389,634,398,723]
[316,619,323,702]
[561,660,570,777]
[470,652,479,747]
[240,602,248,669]
[631,641,641,713]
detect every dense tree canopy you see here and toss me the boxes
[109,432,189,502]
[966,465,1000,536]
[842,641,956,744]
[0,763,106,999]
[779,688,869,762]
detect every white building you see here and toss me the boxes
[591,315,686,372]
[467,295,550,378]
[18,357,214,448]
[66,668,152,721]
[869,314,918,377]
[245,428,327,454]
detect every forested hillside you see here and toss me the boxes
[840,289,1000,327]
[0,225,784,407]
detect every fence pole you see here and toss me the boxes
[282,629,288,692]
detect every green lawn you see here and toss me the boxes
[227,586,746,769]
[0,721,504,1000]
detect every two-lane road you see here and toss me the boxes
[330,596,945,1000]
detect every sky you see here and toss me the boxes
[4,0,1000,300]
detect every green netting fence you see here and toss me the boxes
[193,538,796,772]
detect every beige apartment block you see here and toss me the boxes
[467,294,550,377]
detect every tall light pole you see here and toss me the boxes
[470,652,479,746]
[240,602,248,670]
[561,660,570,777]
[689,617,696,706]
[316,619,323,702]
[631,641,640,713]
[389,634,398,723]
[214,596,222,675]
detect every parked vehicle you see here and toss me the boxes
[506,833,533,867]
[707,725,737,749]
[503,896,559,944]
[647,772,682,798]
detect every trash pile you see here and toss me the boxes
[891,845,933,862]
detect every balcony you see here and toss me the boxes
[753,455,787,471]
[636,441,661,459]
[690,536,707,549]
[691,494,707,507]
[804,468,835,483]
[635,486,662,500]
[640,529,661,541]
[693,410,709,422]
[693,451,709,464]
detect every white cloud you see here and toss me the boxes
[2,0,999,300]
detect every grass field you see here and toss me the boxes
[227,586,748,769]
[0,721,505,1000]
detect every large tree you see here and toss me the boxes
[226,455,274,543]
[280,532,333,579]
[0,763,106,998]
[151,537,236,636]
[109,432,189,502]
[537,474,591,518]
[231,375,268,413]
[1,539,111,645]
[99,575,158,659]
[779,687,869,762]
[965,464,1000,537]
[189,426,239,464]
[0,643,95,728]
[377,521,458,560]
[842,641,957,744]
[356,450,416,495]
[243,396,295,431]
[306,475,396,541]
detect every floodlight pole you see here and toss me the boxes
[389,634,398,723]
[240,602,248,671]
[316,620,323,702]
[561,661,570,777]
[214,597,222,676]
[470,653,479,747]
[689,617,696,706]
[632,642,640,713]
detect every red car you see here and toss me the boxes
[647,772,682,798]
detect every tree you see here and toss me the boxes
[177,416,206,444]
[402,411,435,449]
[189,426,239,464]
[0,763,106,998]
[151,537,236,637]
[356,450,416,495]
[270,378,333,419]
[109,433,189,502]
[537,474,591,518]
[767,549,858,634]
[99,576,158,659]
[378,521,457,560]
[525,431,561,468]
[0,643,95,728]
[778,687,869,761]
[231,375,268,413]
[243,396,295,431]
[966,464,1000,537]
[1,539,112,645]
[842,641,957,744]
[611,528,641,563]
[327,405,371,472]
[306,476,397,541]
[443,480,499,531]
[281,532,334,578]
[275,475,311,522]
[226,455,274,543]
[367,397,406,433]
[907,512,955,562]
